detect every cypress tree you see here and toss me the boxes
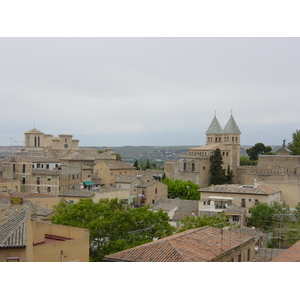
[209,148,227,185]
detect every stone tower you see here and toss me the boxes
[222,114,241,175]
[24,128,45,155]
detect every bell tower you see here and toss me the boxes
[223,112,241,174]
[206,113,224,145]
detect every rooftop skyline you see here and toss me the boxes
[1,37,299,147]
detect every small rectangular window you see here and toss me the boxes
[241,199,246,207]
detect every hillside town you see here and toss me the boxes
[1,114,300,262]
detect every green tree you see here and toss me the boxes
[240,156,257,166]
[287,129,300,155]
[145,159,150,169]
[226,165,234,184]
[177,212,229,232]
[246,143,273,161]
[248,202,274,231]
[51,198,174,261]
[209,148,227,185]
[294,202,300,222]
[162,178,200,200]
[116,153,122,161]
[133,160,139,170]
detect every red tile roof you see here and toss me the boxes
[104,226,254,262]
[271,240,300,262]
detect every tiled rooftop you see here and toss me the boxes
[200,184,280,195]
[205,116,224,135]
[104,226,254,262]
[0,203,30,248]
[271,240,300,262]
[116,175,138,183]
[58,190,95,198]
[103,160,136,170]
[223,115,241,134]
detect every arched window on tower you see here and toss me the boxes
[34,136,37,147]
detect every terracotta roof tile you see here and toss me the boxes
[104,226,254,262]
[271,240,300,262]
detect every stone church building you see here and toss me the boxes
[164,114,241,187]
[164,114,300,208]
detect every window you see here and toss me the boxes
[22,164,26,173]
[2,186,7,192]
[237,254,242,262]
[241,199,246,207]
[6,257,20,262]
[22,176,26,184]
[47,187,51,193]
[152,199,155,204]
[47,176,51,181]
[70,200,74,205]
[37,163,40,168]
[46,164,49,169]
[255,199,259,205]
[37,186,40,193]
[203,166,206,170]
[37,177,40,185]
[13,164,16,172]
[183,163,187,171]
[232,216,239,222]
[247,249,251,261]
[192,163,195,171]
[155,189,157,194]
[123,199,128,204]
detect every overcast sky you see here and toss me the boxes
[1,37,299,147]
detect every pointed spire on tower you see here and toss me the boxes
[206,113,223,135]
[223,113,241,134]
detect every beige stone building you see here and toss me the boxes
[135,180,168,208]
[199,182,281,217]
[58,187,131,205]
[0,128,117,197]
[0,192,60,210]
[0,177,20,194]
[164,114,241,187]
[94,160,136,188]
[0,201,89,262]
